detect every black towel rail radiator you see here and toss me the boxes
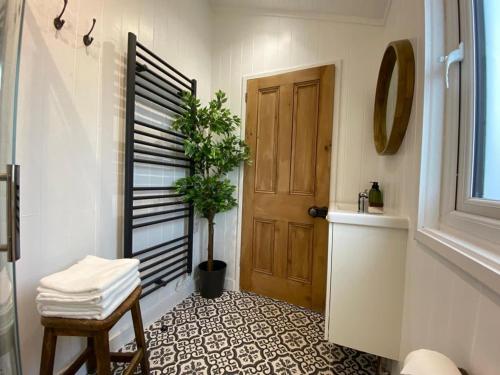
[124,32,195,298]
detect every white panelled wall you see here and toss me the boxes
[211,1,500,374]
[384,1,500,374]
[13,0,500,373]
[16,0,211,373]
[210,3,419,307]
[211,9,388,291]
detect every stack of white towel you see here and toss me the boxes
[36,255,140,320]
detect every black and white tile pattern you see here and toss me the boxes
[113,291,377,374]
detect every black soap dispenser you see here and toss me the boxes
[368,181,384,214]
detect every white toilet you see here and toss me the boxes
[401,350,469,375]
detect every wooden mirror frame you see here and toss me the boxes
[373,39,415,155]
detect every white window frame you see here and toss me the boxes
[417,0,500,295]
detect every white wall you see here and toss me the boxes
[382,1,500,374]
[15,0,212,373]
[210,4,417,298]
[213,2,500,374]
[13,0,500,373]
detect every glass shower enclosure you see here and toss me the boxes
[0,0,25,374]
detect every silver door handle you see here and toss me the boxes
[0,165,20,262]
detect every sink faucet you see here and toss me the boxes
[358,190,369,213]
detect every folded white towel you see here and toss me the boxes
[37,271,140,305]
[39,255,139,294]
[37,275,140,311]
[37,278,140,320]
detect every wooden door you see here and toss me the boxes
[241,66,335,312]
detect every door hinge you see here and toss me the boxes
[440,42,464,89]
[245,92,248,103]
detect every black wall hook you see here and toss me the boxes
[54,0,68,30]
[83,18,96,47]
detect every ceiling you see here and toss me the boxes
[210,0,391,23]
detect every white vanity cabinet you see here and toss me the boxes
[325,211,408,360]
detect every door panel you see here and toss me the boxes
[241,66,335,311]
[290,81,319,195]
[254,88,279,193]
[252,219,275,275]
[287,223,314,283]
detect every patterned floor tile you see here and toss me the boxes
[113,291,377,374]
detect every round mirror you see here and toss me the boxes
[373,40,415,155]
[385,60,399,137]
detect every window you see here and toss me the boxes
[473,0,500,201]
[416,0,500,294]
[456,0,500,218]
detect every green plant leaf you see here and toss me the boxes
[172,90,250,265]
[172,90,250,218]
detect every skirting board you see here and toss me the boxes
[225,277,236,291]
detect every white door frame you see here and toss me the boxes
[233,60,344,291]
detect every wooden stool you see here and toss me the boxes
[39,287,149,375]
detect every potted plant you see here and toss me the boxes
[172,90,250,299]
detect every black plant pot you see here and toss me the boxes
[198,260,226,299]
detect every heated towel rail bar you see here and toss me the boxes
[124,32,195,298]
